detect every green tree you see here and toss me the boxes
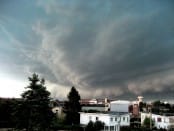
[14,73,54,131]
[85,121,94,131]
[85,121,104,131]
[64,86,81,125]
[94,121,104,130]
[0,98,17,128]
[153,100,161,107]
[143,117,154,129]
[139,102,147,112]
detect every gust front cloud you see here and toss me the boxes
[27,0,174,99]
[1,1,174,99]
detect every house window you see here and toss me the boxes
[105,126,109,130]
[110,117,113,122]
[96,117,98,121]
[110,126,114,131]
[115,117,117,121]
[157,117,161,122]
[123,117,125,121]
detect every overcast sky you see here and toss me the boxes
[0,0,174,101]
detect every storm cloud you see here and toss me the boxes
[0,0,174,100]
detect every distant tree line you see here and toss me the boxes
[139,101,174,114]
[0,98,17,128]
[151,100,174,114]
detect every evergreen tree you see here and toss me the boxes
[64,86,81,125]
[14,73,54,131]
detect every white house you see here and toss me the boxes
[141,112,174,130]
[80,112,130,131]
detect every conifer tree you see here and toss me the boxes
[64,86,81,125]
[14,73,54,131]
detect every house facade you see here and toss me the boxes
[141,112,174,130]
[80,112,130,131]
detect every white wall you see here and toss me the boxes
[110,101,130,112]
[80,113,110,125]
[80,112,130,126]
[141,112,174,130]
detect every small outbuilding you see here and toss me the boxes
[110,100,131,112]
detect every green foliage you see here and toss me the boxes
[120,126,156,131]
[67,86,81,112]
[143,117,154,128]
[153,100,161,107]
[13,73,54,131]
[94,121,105,130]
[139,102,147,112]
[120,126,133,131]
[0,98,17,127]
[84,109,100,113]
[152,100,173,114]
[64,86,81,125]
[85,121,94,131]
[85,121,104,131]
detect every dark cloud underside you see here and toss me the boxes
[0,0,174,99]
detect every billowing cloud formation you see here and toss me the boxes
[0,0,174,100]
